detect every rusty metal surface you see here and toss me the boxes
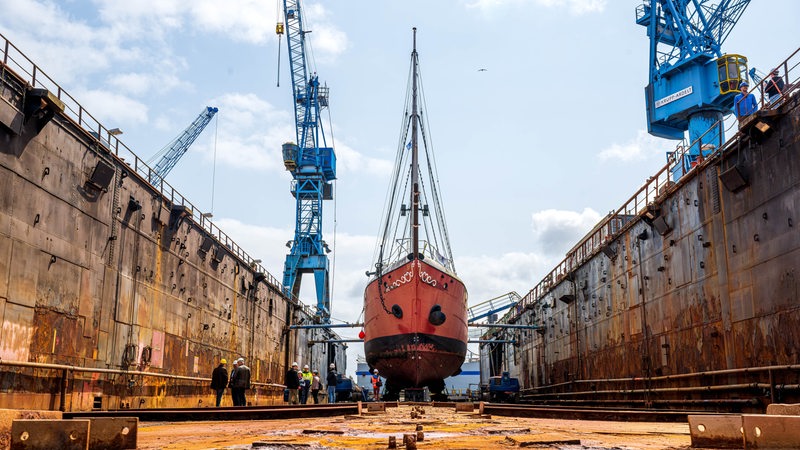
[742,414,800,449]
[688,414,744,449]
[85,417,137,450]
[10,419,89,450]
[65,404,359,422]
[482,403,706,422]
[0,36,347,412]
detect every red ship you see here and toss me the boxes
[363,28,468,400]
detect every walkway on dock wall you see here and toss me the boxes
[0,32,346,411]
[488,47,800,412]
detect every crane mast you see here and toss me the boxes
[278,0,336,322]
[148,106,218,185]
[636,0,750,176]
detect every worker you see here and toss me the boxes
[326,363,338,404]
[765,69,785,104]
[210,358,228,407]
[231,358,251,406]
[733,80,757,123]
[371,369,382,402]
[300,364,313,404]
[310,369,322,404]
[285,362,300,404]
[228,359,240,406]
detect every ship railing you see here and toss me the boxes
[378,238,454,273]
[0,32,284,294]
[518,46,800,314]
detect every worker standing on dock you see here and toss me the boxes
[232,358,251,406]
[766,69,785,103]
[285,362,300,404]
[210,358,228,407]
[733,80,758,123]
[311,369,322,404]
[300,365,313,404]
[327,363,338,404]
[371,369,382,401]
[228,359,240,406]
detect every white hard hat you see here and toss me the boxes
[292,362,299,367]
[329,363,335,368]
[303,364,309,369]
[374,369,379,374]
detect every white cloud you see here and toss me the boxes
[531,207,603,257]
[190,0,275,44]
[465,0,607,15]
[598,129,677,162]
[72,89,149,125]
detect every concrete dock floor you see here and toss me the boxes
[137,404,691,449]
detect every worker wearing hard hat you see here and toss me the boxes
[210,358,228,407]
[733,80,757,123]
[327,363,338,404]
[370,369,382,402]
[284,362,300,404]
[300,364,313,404]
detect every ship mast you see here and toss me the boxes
[410,27,420,256]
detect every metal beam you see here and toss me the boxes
[308,339,362,344]
[468,323,541,329]
[289,323,363,330]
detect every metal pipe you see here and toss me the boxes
[522,363,800,392]
[289,323,363,329]
[523,382,772,398]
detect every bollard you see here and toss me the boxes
[416,430,424,442]
[415,424,423,431]
[403,433,417,450]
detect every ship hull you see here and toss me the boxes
[364,259,468,389]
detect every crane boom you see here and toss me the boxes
[148,106,218,185]
[279,0,337,322]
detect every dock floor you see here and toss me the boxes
[137,403,691,449]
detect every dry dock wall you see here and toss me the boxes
[0,44,344,411]
[494,90,800,411]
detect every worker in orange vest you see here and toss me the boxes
[370,369,382,401]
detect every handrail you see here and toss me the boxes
[517,46,800,314]
[0,32,285,294]
[0,359,284,389]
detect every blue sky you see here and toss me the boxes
[2,0,798,376]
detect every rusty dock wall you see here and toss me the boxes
[488,51,800,411]
[0,34,344,412]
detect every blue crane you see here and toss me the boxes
[636,0,751,172]
[148,106,218,185]
[277,0,337,322]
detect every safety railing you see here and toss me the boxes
[0,32,284,294]
[518,46,800,314]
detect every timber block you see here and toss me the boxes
[687,415,743,449]
[455,403,474,413]
[10,419,89,450]
[742,414,800,449]
[766,403,800,416]
[366,403,386,413]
